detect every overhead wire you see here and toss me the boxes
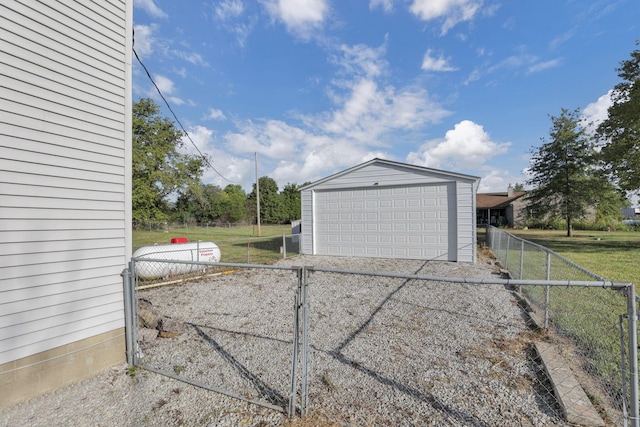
[132,29,238,184]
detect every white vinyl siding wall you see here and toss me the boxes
[300,159,479,262]
[0,0,130,365]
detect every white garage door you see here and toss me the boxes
[314,183,455,260]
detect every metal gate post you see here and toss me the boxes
[301,267,310,416]
[288,267,303,417]
[121,263,134,366]
[627,284,639,427]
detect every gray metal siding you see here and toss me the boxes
[455,181,476,263]
[0,0,130,365]
[300,189,314,254]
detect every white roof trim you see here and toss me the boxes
[299,158,480,191]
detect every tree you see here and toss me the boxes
[248,176,283,224]
[132,98,205,224]
[219,184,247,223]
[280,182,302,222]
[597,44,640,192]
[525,108,602,236]
[174,184,223,223]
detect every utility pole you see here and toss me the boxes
[255,152,261,237]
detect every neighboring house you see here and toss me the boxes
[622,207,640,225]
[0,0,132,408]
[476,185,527,228]
[622,207,640,219]
[300,158,480,263]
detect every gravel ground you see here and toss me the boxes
[1,255,573,427]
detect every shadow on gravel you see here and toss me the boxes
[315,261,490,427]
[321,347,489,427]
[191,324,289,409]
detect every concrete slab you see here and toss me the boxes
[535,341,605,426]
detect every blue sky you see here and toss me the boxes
[132,0,639,194]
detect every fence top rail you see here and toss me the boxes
[486,225,606,281]
[128,257,632,290]
[130,258,301,272]
[305,265,631,290]
[215,233,300,243]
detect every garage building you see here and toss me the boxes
[300,158,480,262]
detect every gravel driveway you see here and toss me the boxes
[1,255,571,427]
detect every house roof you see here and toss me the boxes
[476,191,526,209]
[299,158,481,191]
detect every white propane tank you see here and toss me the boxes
[133,241,221,279]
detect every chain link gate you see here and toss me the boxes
[122,259,310,416]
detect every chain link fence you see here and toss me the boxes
[486,225,639,426]
[132,234,300,281]
[122,240,639,425]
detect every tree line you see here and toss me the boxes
[132,98,308,226]
[133,44,640,235]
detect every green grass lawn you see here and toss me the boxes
[133,224,295,263]
[506,229,640,285]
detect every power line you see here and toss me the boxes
[132,32,237,184]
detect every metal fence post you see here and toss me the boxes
[544,252,551,330]
[627,284,639,427]
[283,234,287,259]
[519,240,524,280]
[505,233,510,270]
[619,314,630,424]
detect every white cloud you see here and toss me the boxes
[231,20,256,48]
[134,0,167,19]
[173,50,209,67]
[406,120,510,170]
[421,49,457,72]
[208,0,256,47]
[225,119,305,158]
[215,0,244,20]
[409,0,482,34]
[183,125,253,188]
[467,52,562,84]
[133,24,156,56]
[211,40,451,187]
[206,108,227,121]
[477,169,525,193]
[149,74,185,105]
[331,42,389,81]
[528,58,562,73]
[152,75,175,94]
[582,90,612,135]
[262,0,329,39]
[370,0,395,12]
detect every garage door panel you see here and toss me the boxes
[315,183,453,260]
